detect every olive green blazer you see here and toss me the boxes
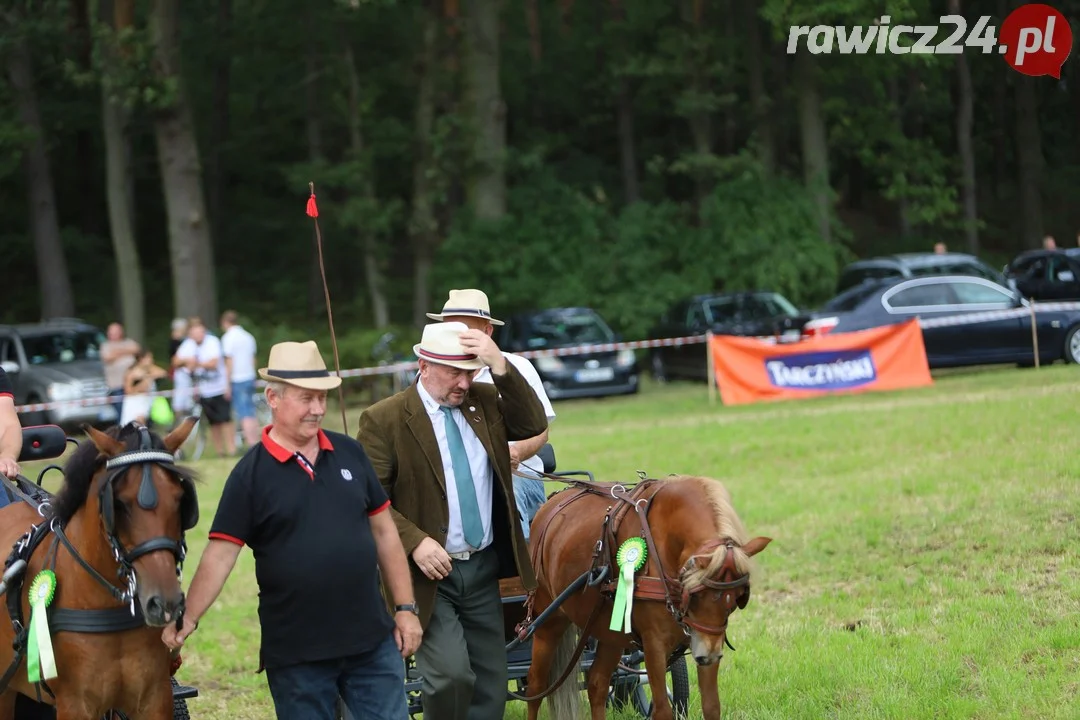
[355,362,548,627]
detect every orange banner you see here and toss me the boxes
[709,319,932,405]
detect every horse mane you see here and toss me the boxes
[50,423,197,524]
[663,475,755,587]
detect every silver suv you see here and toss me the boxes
[0,319,118,430]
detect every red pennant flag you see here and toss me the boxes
[306,191,319,218]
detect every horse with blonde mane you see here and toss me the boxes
[521,473,770,720]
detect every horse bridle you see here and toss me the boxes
[607,482,752,641]
[49,424,198,614]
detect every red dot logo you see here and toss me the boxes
[1000,3,1073,78]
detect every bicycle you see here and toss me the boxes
[370,332,417,402]
[174,388,270,462]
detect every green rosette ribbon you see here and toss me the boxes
[609,537,648,634]
[26,570,57,683]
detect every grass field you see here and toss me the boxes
[26,364,1080,718]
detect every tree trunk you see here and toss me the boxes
[793,51,831,243]
[411,3,439,328]
[4,19,75,319]
[99,0,145,343]
[345,43,389,329]
[150,0,218,322]
[1014,75,1043,249]
[743,0,775,174]
[207,0,232,255]
[683,0,713,213]
[463,0,506,221]
[71,0,102,240]
[608,0,639,204]
[887,75,912,239]
[949,0,978,254]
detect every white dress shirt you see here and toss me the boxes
[416,378,494,553]
[472,352,556,478]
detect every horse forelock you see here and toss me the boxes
[663,475,754,587]
[51,423,196,524]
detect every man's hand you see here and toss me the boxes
[458,329,507,376]
[411,537,452,580]
[162,614,197,652]
[0,458,19,479]
[509,443,523,471]
[394,612,423,657]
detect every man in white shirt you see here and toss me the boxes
[220,310,260,448]
[427,289,555,541]
[173,317,236,457]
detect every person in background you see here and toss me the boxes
[426,289,555,541]
[120,350,169,427]
[100,322,140,422]
[933,242,947,255]
[168,318,194,424]
[1043,235,1057,250]
[0,366,22,499]
[174,318,235,457]
[220,310,260,448]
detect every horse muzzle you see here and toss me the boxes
[143,591,185,627]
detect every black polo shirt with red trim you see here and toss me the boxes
[0,368,12,399]
[209,426,394,670]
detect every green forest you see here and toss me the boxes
[1,0,1078,369]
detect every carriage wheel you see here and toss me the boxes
[608,654,690,719]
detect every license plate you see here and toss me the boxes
[575,367,615,383]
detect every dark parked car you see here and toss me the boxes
[0,319,118,430]
[1003,248,1080,301]
[836,252,1004,295]
[797,275,1080,368]
[647,291,803,382]
[497,307,638,400]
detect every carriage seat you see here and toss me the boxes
[2,424,68,508]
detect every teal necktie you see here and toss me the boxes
[439,406,485,549]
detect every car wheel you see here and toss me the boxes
[1064,325,1080,363]
[650,353,667,383]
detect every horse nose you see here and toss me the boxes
[694,655,710,666]
[145,594,185,625]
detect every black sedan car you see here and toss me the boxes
[647,291,803,382]
[798,275,1080,368]
[496,307,639,400]
[1003,248,1080,301]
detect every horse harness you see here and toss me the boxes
[508,475,753,701]
[0,424,198,700]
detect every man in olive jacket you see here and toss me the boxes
[355,321,548,720]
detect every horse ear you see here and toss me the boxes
[162,416,198,453]
[84,425,125,457]
[742,537,772,557]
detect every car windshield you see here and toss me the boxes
[824,282,883,312]
[910,261,999,282]
[837,267,902,293]
[20,330,104,364]
[704,293,798,322]
[522,310,616,348]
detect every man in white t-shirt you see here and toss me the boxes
[174,317,236,457]
[220,310,260,448]
[427,289,555,541]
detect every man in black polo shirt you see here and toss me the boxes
[0,367,21,485]
[162,340,421,720]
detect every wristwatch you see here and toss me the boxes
[395,603,419,616]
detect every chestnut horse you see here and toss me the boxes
[0,419,198,719]
[523,474,770,720]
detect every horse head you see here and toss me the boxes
[653,477,771,666]
[79,418,199,626]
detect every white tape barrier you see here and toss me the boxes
[12,334,712,414]
[15,299,1080,415]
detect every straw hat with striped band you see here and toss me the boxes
[412,322,486,371]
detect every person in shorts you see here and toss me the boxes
[173,317,236,457]
[220,310,260,448]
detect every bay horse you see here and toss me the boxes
[0,419,198,719]
[522,474,770,720]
